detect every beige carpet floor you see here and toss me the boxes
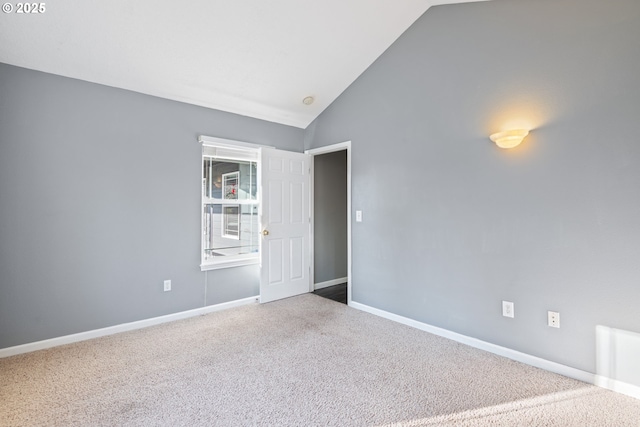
[1,294,639,426]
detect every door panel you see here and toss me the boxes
[260,148,311,303]
[290,237,304,280]
[269,156,284,172]
[289,158,304,175]
[290,182,304,224]
[268,180,284,224]
[267,239,284,285]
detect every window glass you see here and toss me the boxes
[222,205,239,239]
[202,157,259,265]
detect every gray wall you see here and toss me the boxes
[304,0,640,374]
[313,150,348,285]
[0,63,304,348]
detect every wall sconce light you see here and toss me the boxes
[489,129,529,149]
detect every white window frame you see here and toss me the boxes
[199,136,271,271]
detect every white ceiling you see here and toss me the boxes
[0,0,488,128]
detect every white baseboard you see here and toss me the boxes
[4,295,639,400]
[594,375,640,399]
[314,277,348,290]
[350,300,640,400]
[0,296,259,359]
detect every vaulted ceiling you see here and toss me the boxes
[0,0,489,128]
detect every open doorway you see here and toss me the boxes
[306,142,351,305]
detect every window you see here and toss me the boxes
[201,138,261,270]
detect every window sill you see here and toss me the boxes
[200,257,259,271]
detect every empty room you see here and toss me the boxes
[1,0,640,425]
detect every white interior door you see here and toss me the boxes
[260,148,311,303]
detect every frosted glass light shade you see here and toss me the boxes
[489,129,529,149]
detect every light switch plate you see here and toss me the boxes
[502,301,514,318]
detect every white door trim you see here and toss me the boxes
[305,141,352,305]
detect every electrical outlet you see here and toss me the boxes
[356,210,363,222]
[502,301,514,318]
[548,311,560,328]
[164,280,171,292]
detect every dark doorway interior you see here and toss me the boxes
[313,149,348,305]
[313,283,347,304]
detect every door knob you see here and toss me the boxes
[262,229,269,236]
